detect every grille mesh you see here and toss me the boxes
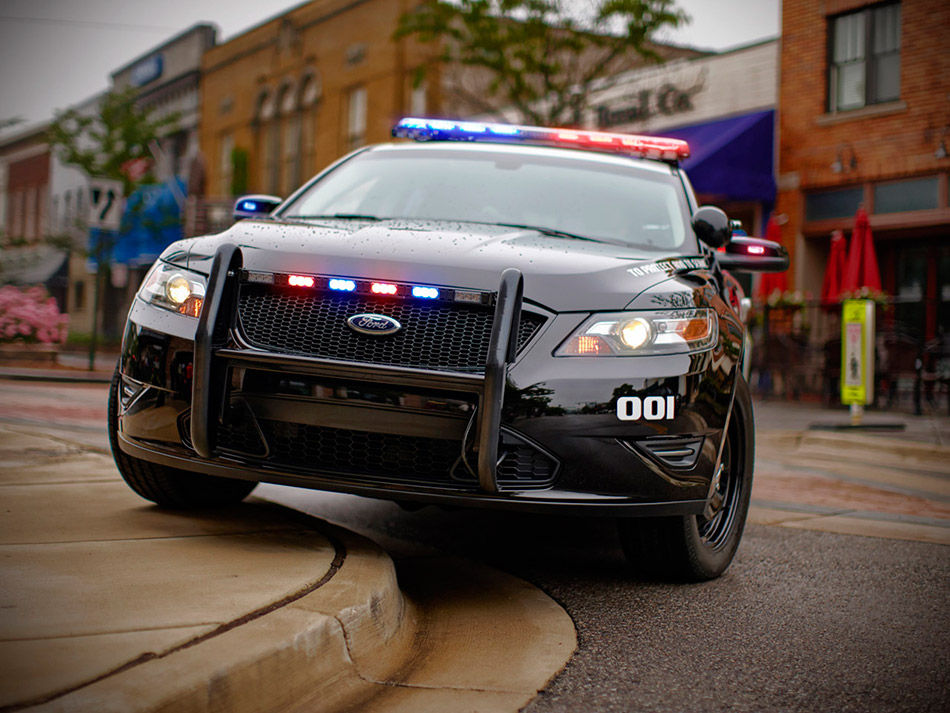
[237,284,544,371]
[212,417,557,489]
[262,420,461,484]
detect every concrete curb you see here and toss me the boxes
[0,368,112,384]
[3,424,576,713]
[21,520,415,713]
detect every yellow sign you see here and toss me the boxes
[841,299,875,405]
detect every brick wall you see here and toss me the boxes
[199,0,434,199]
[777,0,950,291]
[5,151,50,242]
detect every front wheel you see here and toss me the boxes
[618,376,755,581]
[108,368,258,508]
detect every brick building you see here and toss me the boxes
[0,124,68,310]
[777,0,950,343]
[197,0,703,215]
[198,0,434,207]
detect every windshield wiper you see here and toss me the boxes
[488,222,601,243]
[282,213,384,221]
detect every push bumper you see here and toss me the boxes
[117,243,721,515]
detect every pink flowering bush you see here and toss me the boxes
[0,285,69,345]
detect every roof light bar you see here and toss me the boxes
[393,117,690,161]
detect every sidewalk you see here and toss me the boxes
[0,367,946,711]
[0,424,575,713]
[750,399,950,546]
[753,397,950,446]
[0,351,116,384]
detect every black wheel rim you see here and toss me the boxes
[696,422,742,550]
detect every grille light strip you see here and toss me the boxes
[243,270,493,305]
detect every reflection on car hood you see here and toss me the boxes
[171,218,709,312]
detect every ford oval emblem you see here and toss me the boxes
[346,313,402,336]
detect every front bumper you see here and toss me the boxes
[117,245,738,515]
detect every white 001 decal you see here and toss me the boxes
[616,395,676,421]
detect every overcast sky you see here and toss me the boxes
[0,0,780,133]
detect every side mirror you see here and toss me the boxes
[718,236,790,273]
[692,206,732,248]
[233,194,282,221]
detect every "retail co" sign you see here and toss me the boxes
[597,80,703,128]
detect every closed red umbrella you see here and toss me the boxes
[756,215,788,300]
[820,229,848,304]
[841,206,882,294]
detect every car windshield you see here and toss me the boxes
[280,146,693,251]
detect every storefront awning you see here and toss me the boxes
[661,109,775,204]
[0,246,68,287]
[88,179,185,269]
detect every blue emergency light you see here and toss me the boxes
[392,117,690,161]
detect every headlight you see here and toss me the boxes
[555,309,717,356]
[138,262,207,318]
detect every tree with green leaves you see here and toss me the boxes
[47,86,180,368]
[395,0,689,127]
[47,86,179,199]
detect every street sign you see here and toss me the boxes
[841,299,875,406]
[88,178,124,231]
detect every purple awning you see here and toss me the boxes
[661,109,775,204]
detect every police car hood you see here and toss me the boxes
[174,218,708,312]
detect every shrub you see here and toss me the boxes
[0,285,69,344]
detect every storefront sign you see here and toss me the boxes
[841,299,875,405]
[130,54,163,87]
[597,81,703,128]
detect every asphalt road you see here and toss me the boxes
[3,378,949,712]
[258,484,949,713]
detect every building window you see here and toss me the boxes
[75,188,84,228]
[301,114,316,181]
[37,186,46,238]
[9,190,23,239]
[265,123,281,194]
[346,86,367,151]
[873,176,938,214]
[63,191,72,230]
[828,2,900,112]
[283,114,302,193]
[409,76,428,116]
[805,186,863,222]
[24,187,36,241]
[219,133,234,197]
[299,72,320,180]
[73,280,85,312]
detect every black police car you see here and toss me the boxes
[110,118,788,580]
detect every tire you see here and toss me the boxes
[108,367,258,508]
[618,376,755,581]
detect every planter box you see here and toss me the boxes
[0,343,60,365]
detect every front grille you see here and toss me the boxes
[236,284,545,372]
[216,416,267,458]
[209,416,558,490]
[262,419,462,485]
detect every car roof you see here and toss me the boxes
[366,140,678,177]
